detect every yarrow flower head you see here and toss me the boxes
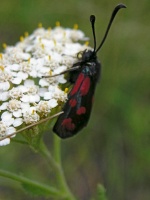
[0,22,91,146]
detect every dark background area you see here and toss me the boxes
[0,0,149,200]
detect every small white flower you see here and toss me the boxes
[43,91,53,100]
[20,61,31,74]
[24,79,35,87]
[1,111,14,126]
[0,102,8,110]
[7,64,20,71]
[0,70,12,91]
[0,138,10,146]
[43,85,67,102]
[11,70,29,85]
[55,75,67,84]
[39,78,51,87]
[7,99,22,117]
[20,102,31,114]
[36,101,51,115]
[21,94,40,103]
[13,118,23,127]
[9,87,23,99]
[23,107,40,124]
[27,85,38,95]
[38,87,48,97]
[7,99,21,112]
[0,91,9,101]
[20,79,40,103]
[0,121,7,137]
[17,71,28,80]
[70,29,87,41]
[0,81,10,91]
[53,65,67,75]
[49,85,67,101]
[11,77,22,85]
[4,47,30,64]
[0,121,16,146]
[0,69,12,82]
[13,109,22,117]
[48,99,58,108]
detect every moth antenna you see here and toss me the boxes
[96,4,126,53]
[90,15,97,52]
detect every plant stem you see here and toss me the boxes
[53,134,61,163]
[54,135,76,199]
[39,138,76,200]
[0,169,61,197]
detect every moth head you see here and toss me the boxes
[77,49,95,62]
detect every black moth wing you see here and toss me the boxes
[53,59,101,138]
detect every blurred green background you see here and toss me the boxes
[0,0,149,200]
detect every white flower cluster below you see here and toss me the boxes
[0,24,90,146]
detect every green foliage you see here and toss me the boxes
[0,0,149,200]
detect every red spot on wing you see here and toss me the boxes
[69,99,77,107]
[80,77,90,96]
[61,118,75,131]
[76,106,86,115]
[70,73,84,96]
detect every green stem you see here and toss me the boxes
[39,139,59,170]
[53,134,61,163]
[0,169,61,197]
[39,138,76,200]
[53,135,76,199]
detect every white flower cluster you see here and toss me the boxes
[0,24,90,146]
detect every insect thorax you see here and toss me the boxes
[82,60,100,78]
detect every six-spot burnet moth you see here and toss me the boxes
[53,4,126,138]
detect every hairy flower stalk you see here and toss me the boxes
[0,23,90,146]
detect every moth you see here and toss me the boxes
[53,4,126,138]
